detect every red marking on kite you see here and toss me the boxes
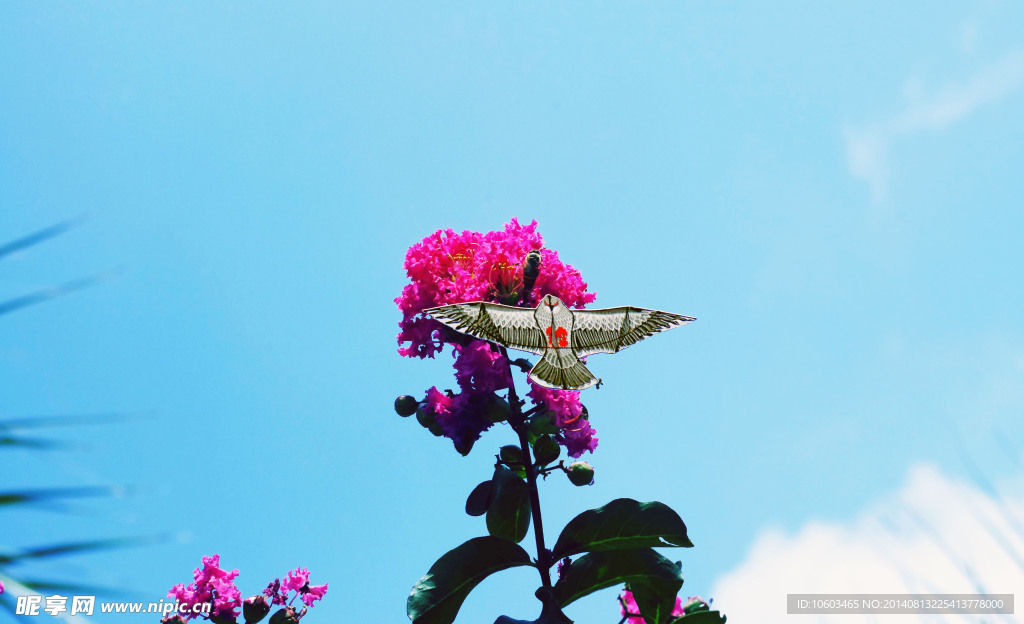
[545,326,569,348]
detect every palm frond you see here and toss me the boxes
[0,217,83,262]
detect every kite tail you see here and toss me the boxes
[529,356,598,391]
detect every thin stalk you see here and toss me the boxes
[501,347,552,589]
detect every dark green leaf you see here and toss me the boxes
[466,480,494,517]
[492,589,572,624]
[551,549,683,609]
[631,580,679,624]
[407,536,533,624]
[552,498,692,559]
[486,466,531,543]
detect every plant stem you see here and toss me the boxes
[501,347,552,589]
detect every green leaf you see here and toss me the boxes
[551,549,683,609]
[551,498,692,559]
[631,579,680,624]
[486,466,531,543]
[466,480,494,517]
[408,536,533,624]
[673,611,727,623]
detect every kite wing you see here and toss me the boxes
[424,301,547,355]
[571,306,695,358]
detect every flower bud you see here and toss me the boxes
[499,445,523,465]
[682,596,710,614]
[161,617,188,624]
[416,406,436,429]
[243,596,271,623]
[454,436,476,456]
[394,395,419,417]
[533,435,560,465]
[567,461,594,486]
[269,607,301,624]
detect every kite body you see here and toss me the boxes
[424,294,695,391]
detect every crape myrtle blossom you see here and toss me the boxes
[527,383,599,458]
[165,556,326,623]
[619,589,686,624]
[618,590,713,623]
[276,567,328,607]
[168,554,242,621]
[396,219,599,457]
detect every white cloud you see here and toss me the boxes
[844,51,1024,202]
[712,463,1024,623]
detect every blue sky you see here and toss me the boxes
[2,2,1023,623]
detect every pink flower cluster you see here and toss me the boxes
[263,567,329,607]
[619,589,687,624]
[396,219,593,359]
[396,219,599,456]
[168,555,242,620]
[526,384,598,458]
[165,555,326,623]
[619,590,712,623]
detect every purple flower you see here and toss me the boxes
[263,578,285,605]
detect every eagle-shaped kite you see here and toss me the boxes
[425,294,695,391]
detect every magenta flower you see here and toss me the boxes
[396,219,599,455]
[619,589,686,624]
[526,383,598,458]
[167,554,242,620]
[282,567,310,594]
[261,568,329,612]
[0,580,4,594]
[301,582,328,606]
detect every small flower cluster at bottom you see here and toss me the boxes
[619,589,713,624]
[162,555,327,624]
